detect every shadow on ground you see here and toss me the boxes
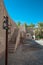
[22,39,43,52]
[0,39,43,65]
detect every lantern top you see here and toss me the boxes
[3,16,8,19]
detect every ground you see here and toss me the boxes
[0,40,43,65]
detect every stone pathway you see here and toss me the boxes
[0,40,43,65]
[8,44,43,65]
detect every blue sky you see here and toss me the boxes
[4,0,43,24]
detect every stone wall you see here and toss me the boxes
[0,0,18,53]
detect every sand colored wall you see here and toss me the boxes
[0,0,17,53]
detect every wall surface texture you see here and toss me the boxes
[0,0,17,53]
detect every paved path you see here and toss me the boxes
[0,40,43,65]
[8,44,43,65]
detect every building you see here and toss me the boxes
[25,27,34,39]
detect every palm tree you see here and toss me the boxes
[28,23,35,28]
[37,22,43,33]
[36,22,43,39]
[17,21,21,27]
[38,22,43,28]
[24,23,28,28]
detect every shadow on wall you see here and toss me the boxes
[8,28,18,43]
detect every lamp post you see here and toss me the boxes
[3,16,8,65]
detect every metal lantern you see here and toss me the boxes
[3,16,8,30]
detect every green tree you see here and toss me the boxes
[38,22,43,28]
[24,23,28,28]
[37,22,43,34]
[35,22,43,39]
[28,23,35,28]
[17,21,21,27]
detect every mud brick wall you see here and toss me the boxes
[0,0,18,53]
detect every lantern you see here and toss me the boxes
[3,16,8,30]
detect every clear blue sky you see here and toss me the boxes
[4,0,43,24]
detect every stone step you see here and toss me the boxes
[8,47,15,49]
[8,50,15,53]
[8,50,14,53]
[8,49,14,51]
[8,48,15,53]
[8,45,15,47]
[8,43,15,53]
